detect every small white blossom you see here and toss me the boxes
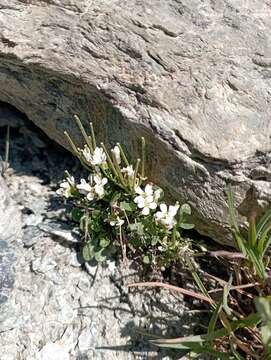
[121,165,135,178]
[57,176,75,198]
[154,188,162,202]
[112,145,121,164]
[82,145,92,163]
[155,203,180,229]
[90,147,107,166]
[93,175,108,198]
[110,217,125,227]
[77,179,95,201]
[134,184,160,215]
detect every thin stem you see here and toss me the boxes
[90,122,96,149]
[172,225,177,248]
[64,131,80,156]
[111,149,126,186]
[101,143,117,175]
[117,143,129,167]
[74,115,93,152]
[141,137,146,178]
[132,158,141,190]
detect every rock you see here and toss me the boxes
[0,175,22,242]
[0,175,22,332]
[39,222,81,244]
[0,2,270,243]
[38,342,70,360]
[31,256,57,274]
[23,226,43,248]
[0,240,15,304]
[78,327,96,353]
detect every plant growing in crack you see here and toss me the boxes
[57,116,194,267]
[129,189,271,359]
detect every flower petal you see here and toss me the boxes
[160,203,167,213]
[145,184,153,196]
[149,202,157,210]
[142,207,150,215]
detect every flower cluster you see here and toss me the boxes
[58,117,193,266]
[77,175,108,200]
[56,175,75,198]
[134,184,161,216]
[155,203,180,229]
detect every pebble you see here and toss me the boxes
[32,257,57,274]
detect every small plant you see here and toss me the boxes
[228,188,271,281]
[57,116,193,267]
[130,189,271,359]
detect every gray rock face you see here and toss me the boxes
[0,240,15,304]
[0,176,22,243]
[0,175,22,333]
[0,0,270,244]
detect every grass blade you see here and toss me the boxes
[208,300,222,335]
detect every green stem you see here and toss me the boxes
[132,158,141,190]
[64,131,80,156]
[101,143,127,191]
[172,225,177,248]
[117,143,130,167]
[111,149,126,186]
[90,122,96,149]
[141,137,146,178]
[74,115,93,152]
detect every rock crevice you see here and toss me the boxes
[0,0,270,244]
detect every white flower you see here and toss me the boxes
[121,165,135,178]
[57,176,75,198]
[93,175,108,198]
[155,203,180,229]
[110,217,125,227]
[154,188,162,202]
[90,147,107,166]
[112,145,121,164]
[77,178,95,201]
[134,184,159,215]
[82,145,92,163]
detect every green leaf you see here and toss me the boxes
[255,296,271,323]
[248,215,257,247]
[71,208,84,222]
[180,204,192,216]
[100,237,111,248]
[128,222,144,236]
[261,325,271,353]
[227,186,241,235]
[151,236,159,246]
[256,208,271,238]
[245,245,266,280]
[223,276,233,317]
[120,201,135,212]
[179,223,194,230]
[82,243,95,262]
[110,192,122,204]
[94,250,107,262]
[143,255,151,264]
[255,297,271,354]
[208,300,222,336]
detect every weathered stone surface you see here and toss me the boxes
[0,0,270,244]
[0,175,21,243]
[0,175,22,333]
